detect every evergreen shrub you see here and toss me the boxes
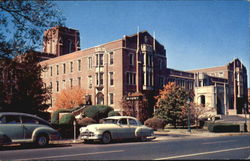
[108,110,121,117]
[83,105,114,121]
[144,117,166,130]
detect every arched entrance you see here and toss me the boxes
[96,92,104,105]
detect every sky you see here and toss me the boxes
[55,0,249,87]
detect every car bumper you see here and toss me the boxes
[79,134,102,140]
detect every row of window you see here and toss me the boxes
[45,52,115,78]
[168,78,194,90]
[128,52,164,69]
[49,72,115,93]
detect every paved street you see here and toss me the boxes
[0,134,249,160]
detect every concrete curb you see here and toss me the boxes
[50,131,250,144]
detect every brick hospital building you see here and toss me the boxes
[39,26,248,115]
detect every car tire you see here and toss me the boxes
[102,132,112,144]
[36,134,49,147]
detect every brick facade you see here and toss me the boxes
[39,26,248,115]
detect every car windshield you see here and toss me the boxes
[102,119,118,124]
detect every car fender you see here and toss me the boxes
[135,126,152,137]
[32,127,57,142]
[0,132,12,144]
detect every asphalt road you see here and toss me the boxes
[0,135,249,160]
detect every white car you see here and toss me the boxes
[79,116,155,144]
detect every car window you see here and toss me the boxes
[119,118,128,125]
[4,115,21,124]
[129,119,138,126]
[21,116,39,124]
[103,119,118,124]
[0,116,6,124]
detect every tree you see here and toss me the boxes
[0,52,51,114]
[154,82,192,128]
[120,92,150,123]
[0,0,65,58]
[54,86,87,110]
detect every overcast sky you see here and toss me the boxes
[55,0,249,87]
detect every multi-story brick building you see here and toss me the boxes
[39,26,248,115]
[40,26,167,112]
[189,59,248,115]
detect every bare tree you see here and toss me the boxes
[0,0,65,58]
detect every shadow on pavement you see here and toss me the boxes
[155,133,189,137]
[0,143,71,151]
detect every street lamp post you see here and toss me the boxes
[73,120,76,143]
[244,103,248,132]
[187,98,191,133]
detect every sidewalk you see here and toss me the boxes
[50,129,250,144]
[154,129,250,141]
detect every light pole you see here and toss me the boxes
[73,120,76,142]
[187,98,191,133]
[244,103,248,132]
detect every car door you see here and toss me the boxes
[128,118,139,138]
[117,118,131,139]
[21,116,43,139]
[0,115,24,140]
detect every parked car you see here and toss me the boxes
[0,112,61,147]
[79,116,155,144]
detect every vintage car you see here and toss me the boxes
[0,112,61,147]
[79,116,155,144]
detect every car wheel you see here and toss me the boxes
[102,132,112,144]
[36,134,49,147]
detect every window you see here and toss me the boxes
[100,54,104,66]
[78,77,81,87]
[56,81,59,92]
[109,72,114,86]
[109,93,114,105]
[126,72,136,85]
[96,73,99,85]
[129,119,138,126]
[100,73,104,85]
[110,52,114,65]
[78,59,81,71]
[50,66,53,76]
[88,57,92,69]
[70,62,73,73]
[88,76,93,89]
[119,119,128,125]
[63,63,66,74]
[3,115,20,124]
[62,80,66,89]
[56,65,59,75]
[70,78,73,88]
[22,116,39,124]
[129,53,134,66]
[50,82,52,91]
[96,55,99,66]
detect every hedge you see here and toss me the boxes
[59,113,75,125]
[83,105,114,121]
[208,123,240,132]
[51,109,71,124]
[144,117,166,131]
[108,111,121,117]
